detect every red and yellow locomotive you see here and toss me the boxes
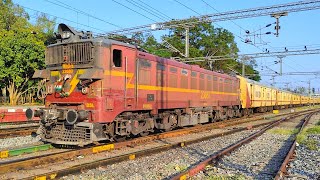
[26,24,241,145]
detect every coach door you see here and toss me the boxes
[111,45,136,109]
[156,62,167,109]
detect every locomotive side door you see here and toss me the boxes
[156,62,167,109]
[111,45,137,109]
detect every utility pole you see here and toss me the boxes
[308,80,311,97]
[285,82,290,90]
[242,59,245,77]
[308,80,311,106]
[271,76,275,86]
[277,55,285,76]
[185,27,189,58]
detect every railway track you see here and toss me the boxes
[0,120,38,126]
[0,125,38,139]
[170,111,317,179]
[0,109,317,180]
[275,112,315,179]
[0,108,308,159]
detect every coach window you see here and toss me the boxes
[180,69,188,89]
[219,78,223,92]
[156,63,166,86]
[138,59,151,85]
[224,79,229,92]
[113,49,122,67]
[191,71,198,89]
[207,75,212,91]
[200,73,205,90]
[213,76,218,91]
[170,67,177,73]
[169,67,178,87]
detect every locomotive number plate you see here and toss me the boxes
[62,63,74,69]
[62,63,74,74]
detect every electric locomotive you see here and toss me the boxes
[26,24,242,146]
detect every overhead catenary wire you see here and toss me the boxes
[111,0,158,22]
[200,0,247,31]
[175,0,314,86]
[21,5,105,33]
[123,0,170,21]
[173,0,202,16]
[198,0,313,83]
[44,0,123,29]
[136,0,172,20]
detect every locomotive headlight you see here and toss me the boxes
[61,31,71,39]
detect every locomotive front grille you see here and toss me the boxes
[44,124,91,144]
[46,42,94,65]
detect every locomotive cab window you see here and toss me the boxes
[112,49,122,67]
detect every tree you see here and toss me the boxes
[35,13,56,45]
[0,0,47,105]
[0,0,29,31]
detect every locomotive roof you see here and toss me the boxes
[48,37,137,49]
[137,50,237,80]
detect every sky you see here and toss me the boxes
[13,0,320,93]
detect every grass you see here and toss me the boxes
[296,119,320,151]
[303,139,318,150]
[306,126,320,134]
[268,128,299,135]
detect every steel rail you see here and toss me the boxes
[0,125,38,139]
[274,112,315,179]
[0,121,38,126]
[169,111,318,180]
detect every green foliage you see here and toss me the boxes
[0,0,55,104]
[35,13,56,45]
[0,0,29,31]
[0,20,45,89]
[303,139,318,151]
[306,126,320,134]
[297,123,320,151]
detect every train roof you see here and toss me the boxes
[137,50,237,80]
[237,75,305,96]
[48,37,137,49]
